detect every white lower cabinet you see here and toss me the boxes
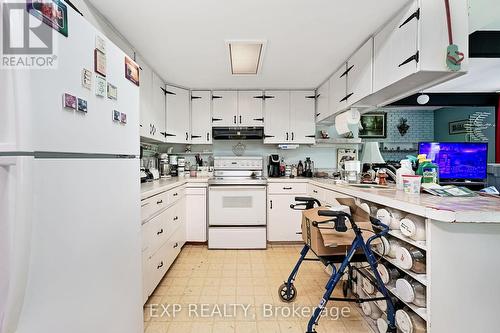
[186,187,207,242]
[141,185,186,303]
[267,182,308,241]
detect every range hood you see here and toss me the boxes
[212,127,264,140]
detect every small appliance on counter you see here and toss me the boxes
[169,155,178,176]
[158,153,171,178]
[303,157,314,177]
[268,154,281,177]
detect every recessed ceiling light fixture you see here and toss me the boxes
[227,40,266,75]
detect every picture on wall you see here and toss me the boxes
[448,119,469,135]
[337,149,357,171]
[94,49,106,77]
[27,0,68,37]
[125,57,140,86]
[359,113,387,138]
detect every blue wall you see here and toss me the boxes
[434,107,496,162]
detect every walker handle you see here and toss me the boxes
[316,210,350,232]
[290,197,321,210]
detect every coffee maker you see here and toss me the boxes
[268,155,280,178]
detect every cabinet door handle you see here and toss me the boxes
[212,117,223,122]
[160,131,167,137]
[157,261,164,269]
[173,193,178,196]
[191,134,201,139]
[156,200,163,204]
[233,115,237,124]
[239,115,242,124]
[286,132,289,141]
[253,118,264,122]
[173,243,179,248]
[185,132,189,141]
[306,135,316,138]
[270,200,273,209]
[157,228,164,235]
[212,95,222,99]
[399,8,420,28]
[191,95,202,100]
[340,65,354,78]
[264,134,275,138]
[398,51,420,67]
[173,216,179,221]
[283,187,292,190]
[291,132,294,141]
[207,132,210,141]
[316,113,321,117]
[339,93,354,103]
[313,190,318,194]
[165,90,176,95]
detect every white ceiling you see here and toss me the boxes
[87,0,408,89]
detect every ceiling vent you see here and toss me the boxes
[227,40,266,75]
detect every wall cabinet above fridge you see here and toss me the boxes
[212,91,264,127]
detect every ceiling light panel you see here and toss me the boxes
[228,41,265,75]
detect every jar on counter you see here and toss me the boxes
[376,236,405,259]
[395,277,426,308]
[377,262,401,285]
[376,207,405,230]
[396,308,426,333]
[400,214,426,241]
[361,299,383,320]
[395,245,426,274]
[190,165,197,177]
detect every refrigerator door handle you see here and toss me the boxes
[0,157,33,333]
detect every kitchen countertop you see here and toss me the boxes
[141,176,500,223]
[140,176,209,200]
[267,177,500,223]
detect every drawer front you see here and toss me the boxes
[308,184,326,202]
[142,202,183,256]
[141,191,169,221]
[185,187,206,196]
[147,241,171,295]
[267,182,308,194]
[166,186,185,205]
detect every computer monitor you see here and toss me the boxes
[418,142,488,182]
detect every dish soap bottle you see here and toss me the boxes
[419,160,439,184]
[397,159,415,190]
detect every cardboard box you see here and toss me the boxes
[301,198,378,256]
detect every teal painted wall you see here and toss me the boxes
[434,107,496,162]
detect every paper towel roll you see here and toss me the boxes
[335,109,361,135]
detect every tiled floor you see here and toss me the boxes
[143,244,374,333]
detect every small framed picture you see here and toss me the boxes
[26,0,68,37]
[94,49,106,77]
[82,68,92,89]
[107,83,117,100]
[95,35,106,54]
[449,119,469,135]
[95,74,106,97]
[63,93,76,109]
[125,56,140,86]
[359,113,387,138]
[113,110,120,122]
[120,112,127,124]
[77,98,88,113]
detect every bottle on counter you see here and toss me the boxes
[279,158,286,177]
[291,164,297,178]
[297,160,304,177]
[397,159,415,190]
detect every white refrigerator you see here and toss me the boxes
[0,5,143,333]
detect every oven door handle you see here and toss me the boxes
[209,185,267,190]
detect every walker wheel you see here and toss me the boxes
[278,283,297,302]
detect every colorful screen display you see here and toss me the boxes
[418,142,488,180]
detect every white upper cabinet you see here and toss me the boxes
[137,57,154,139]
[315,80,330,123]
[329,64,348,116]
[263,91,290,144]
[346,38,373,107]
[212,91,238,127]
[190,91,212,144]
[290,91,316,144]
[237,91,264,127]
[150,72,166,142]
[373,0,419,92]
[165,85,190,143]
[264,91,315,144]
